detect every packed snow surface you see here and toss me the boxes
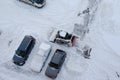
[0,0,120,80]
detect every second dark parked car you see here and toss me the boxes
[45,49,67,79]
[19,0,46,8]
[13,35,36,66]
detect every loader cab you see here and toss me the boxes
[57,30,72,39]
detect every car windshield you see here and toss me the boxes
[16,50,26,58]
[49,62,59,69]
[34,0,44,3]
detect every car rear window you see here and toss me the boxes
[49,62,59,69]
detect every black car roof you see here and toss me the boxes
[51,51,65,65]
[18,36,33,51]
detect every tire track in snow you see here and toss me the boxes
[85,0,120,79]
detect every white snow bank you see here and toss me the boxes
[103,33,120,56]
[64,51,88,76]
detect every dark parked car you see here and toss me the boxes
[12,35,36,66]
[19,0,46,8]
[45,49,67,79]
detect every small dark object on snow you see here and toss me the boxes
[0,30,2,36]
[116,72,120,78]
[83,8,90,14]
[8,40,13,46]
[83,45,92,59]
[77,13,81,16]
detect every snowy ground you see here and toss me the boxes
[0,0,120,80]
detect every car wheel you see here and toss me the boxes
[19,62,25,66]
